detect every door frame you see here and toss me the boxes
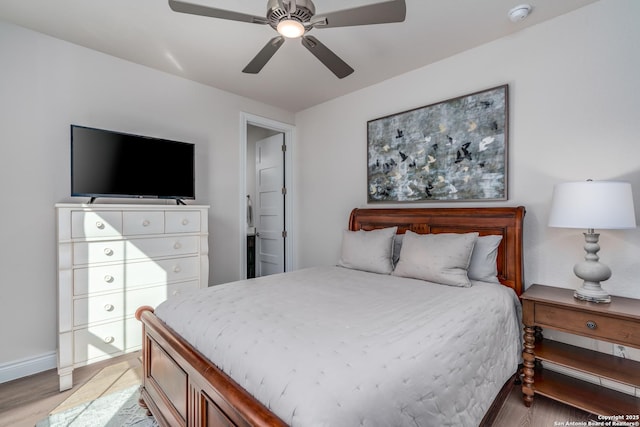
[239,112,295,279]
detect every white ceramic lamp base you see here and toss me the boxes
[573,231,611,303]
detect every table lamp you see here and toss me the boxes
[548,180,636,303]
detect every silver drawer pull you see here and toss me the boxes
[104,248,114,256]
[104,336,115,344]
[174,242,182,250]
[172,290,180,296]
[104,275,114,283]
[586,320,597,330]
[142,220,150,227]
[104,304,115,312]
[173,265,181,273]
[181,219,189,226]
[96,221,105,230]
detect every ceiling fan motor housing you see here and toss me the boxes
[267,0,316,30]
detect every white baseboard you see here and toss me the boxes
[0,351,56,384]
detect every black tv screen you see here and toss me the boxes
[71,125,195,201]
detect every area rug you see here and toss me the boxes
[36,385,158,427]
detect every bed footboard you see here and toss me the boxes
[135,306,287,427]
[135,305,515,427]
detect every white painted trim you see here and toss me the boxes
[0,351,56,384]
[239,113,296,279]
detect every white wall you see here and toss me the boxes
[0,20,293,370]
[294,0,640,298]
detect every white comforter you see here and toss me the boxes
[155,266,522,427]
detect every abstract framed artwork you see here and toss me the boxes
[367,84,508,202]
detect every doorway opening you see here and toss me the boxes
[239,113,295,279]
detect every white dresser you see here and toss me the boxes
[55,203,209,391]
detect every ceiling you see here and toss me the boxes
[0,0,598,112]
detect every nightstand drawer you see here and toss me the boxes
[535,304,640,347]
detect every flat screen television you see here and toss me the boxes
[71,125,195,203]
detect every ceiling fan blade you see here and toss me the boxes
[168,0,268,25]
[301,36,354,79]
[313,0,406,28]
[243,36,285,74]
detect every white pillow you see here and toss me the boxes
[338,226,398,274]
[468,235,502,283]
[392,231,478,287]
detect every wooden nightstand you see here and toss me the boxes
[521,284,640,416]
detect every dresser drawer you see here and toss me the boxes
[73,236,199,265]
[74,256,200,295]
[73,281,196,326]
[123,236,199,260]
[123,211,165,235]
[73,240,126,265]
[71,211,122,238]
[74,289,136,326]
[73,317,141,364]
[535,304,640,347]
[166,280,200,297]
[165,210,201,233]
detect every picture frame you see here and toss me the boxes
[367,84,508,202]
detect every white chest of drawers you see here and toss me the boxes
[55,203,209,391]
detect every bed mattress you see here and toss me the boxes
[154,266,522,427]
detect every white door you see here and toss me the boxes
[255,133,285,276]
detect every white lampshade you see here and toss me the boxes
[548,180,636,230]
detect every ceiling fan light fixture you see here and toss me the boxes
[169,0,407,77]
[277,19,305,38]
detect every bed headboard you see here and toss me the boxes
[348,206,526,296]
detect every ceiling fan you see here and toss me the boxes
[168,0,407,78]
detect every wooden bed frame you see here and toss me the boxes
[136,206,525,427]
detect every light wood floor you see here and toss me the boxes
[0,352,142,427]
[0,353,595,427]
[491,381,596,426]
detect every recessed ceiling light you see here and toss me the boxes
[508,4,532,22]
